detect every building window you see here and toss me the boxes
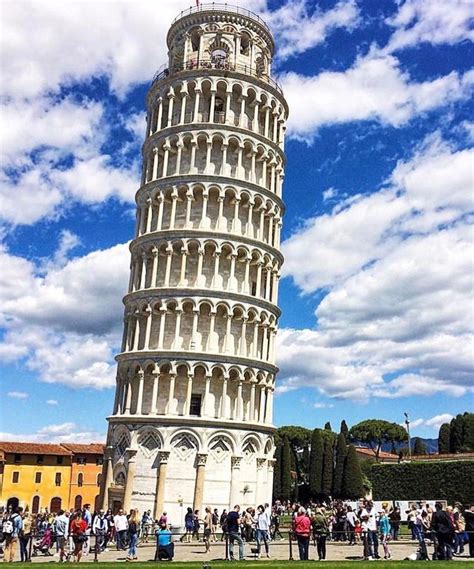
[36,455,44,465]
[74,495,82,510]
[57,456,63,465]
[50,497,61,513]
[97,473,102,487]
[55,473,61,486]
[96,457,103,466]
[77,457,86,465]
[14,454,21,464]
[35,472,42,484]
[77,473,84,487]
[12,471,19,483]
[190,394,202,416]
[32,496,40,514]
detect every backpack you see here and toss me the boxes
[212,513,219,525]
[2,514,18,535]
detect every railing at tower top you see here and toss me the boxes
[151,59,283,95]
[171,3,271,35]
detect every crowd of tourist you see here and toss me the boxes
[0,498,473,562]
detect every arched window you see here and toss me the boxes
[115,472,126,487]
[6,497,19,511]
[96,473,102,487]
[74,495,82,510]
[94,494,101,512]
[50,497,61,513]
[32,496,40,514]
[77,473,83,487]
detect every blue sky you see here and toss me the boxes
[1,0,473,443]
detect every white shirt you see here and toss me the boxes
[114,514,128,532]
[346,511,357,527]
[361,508,378,531]
[256,511,271,531]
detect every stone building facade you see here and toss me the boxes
[102,4,288,522]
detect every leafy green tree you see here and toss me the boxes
[333,432,347,497]
[342,445,364,499]
[438,423,451,454]
[322,436,334,496]
[350,419,408,461]
[413,437,427,455]
[309,429,323,498]
[324,421,332,431]
[340,420,349,439]
[301,446,310,481]
[462,412,474,452]
[281,436,292,499]
[273,443,282,499]
[450,415,464,453]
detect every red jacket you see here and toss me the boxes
[293,514,311,537]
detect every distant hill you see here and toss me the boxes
[380,438,438,454]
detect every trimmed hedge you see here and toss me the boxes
[368,460,474,504]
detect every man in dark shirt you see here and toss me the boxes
[430,502,454,560]
[227,505,244,561]
[464,505,474,558]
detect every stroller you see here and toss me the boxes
[32,527,54,556]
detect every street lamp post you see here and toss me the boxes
[404,412,411,459]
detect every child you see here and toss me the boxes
[354,519,362,543]
[379,509,392,560]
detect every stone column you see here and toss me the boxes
[180,93,188,124]
[250,380,257,421]
[256,458,267,505]
[200,190,209,227]
[202,374,211,417]
[101,446,115,510]
[220,376,228,419]
[151,247,159,287]
[151,366,160,414]
[240,318,247,356]
[157,307,166,348]
[266,386,274,424]
[156,98,163,131]
[144,305,153,349]
[246,201,254,238]
[156,194,165,231]
[166,372,176,414]
[193,88,201,122]
[192,453,208,512]
[179,250,188,286]
[173,309,182,349]
[152,147,159,180]
[124,375,133,414]
[136,369,145,414]
[259,384,266,422]
[145,198,153,233]
[185,191,193,227]
[236,380,244,421]
[140,253,147,289]
[123,448,138,512]
[229,456,242,508]
[164,249,173,286]
[185,373,193,415]
[176,141,183,175]
[132,314,141,351]
[154,451,170,519]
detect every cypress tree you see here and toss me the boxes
[340,420,349,439]
[324,421,332,431]
[322,436,334,496]
[333,432,347,497]
[309,429,323,499]
[450,415,464,453]
[342,445,364,499]
[438,423,450,454]
[413,437,427,455]
[273,443,282,499]
[462,412,474,451]
[281,436,292,500]
[302,446,310,479]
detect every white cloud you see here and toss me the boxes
[278,134,474,400]
[266,0,359,60]
[281,54,474,140]
[425,413,454,430]
[385,0,474,53]
[7,391,28,400]
[0,423,104,444]
[0,239,129,389]
[46,399,58,406]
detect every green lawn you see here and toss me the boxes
[10,563,462,568]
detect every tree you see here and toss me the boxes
[281,436,292,499]
[324,422,332,431]
[333,432,347,497]
[413,437,427,455]
[438,423,451,454]
[350,419,408,461]
[450,415,464,453]
[462,413,474,452]
[322,436,334,496]
[309,429,323,499]
[340,420,349,439]
[342,445,364,499]
[273,443,282,499]
[301,447,310,481]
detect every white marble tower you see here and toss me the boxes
[102,4,288,522]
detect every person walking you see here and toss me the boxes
[184,507,194,543]
[360,500,380,559]
[126,509,140,561]
[293,506,311,561]
[464,504,474,558]
[312,507,329,560]
[19,510,32,562]
[379,509,392,560]
[93,510,108,553]
[388,506,401,541]
[203,507,213,553]
[227,505,245,561]
[346,505,357,546]
[431,502,455,560]
[3,507,23,563]
[70,510,88,562]
[255,505,271,559]
[55,509,70,562]
[114,509,128,550]
[220,509,228,542]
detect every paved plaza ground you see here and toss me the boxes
[14,538,473,564]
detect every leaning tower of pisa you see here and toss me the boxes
[101,4,288,522]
